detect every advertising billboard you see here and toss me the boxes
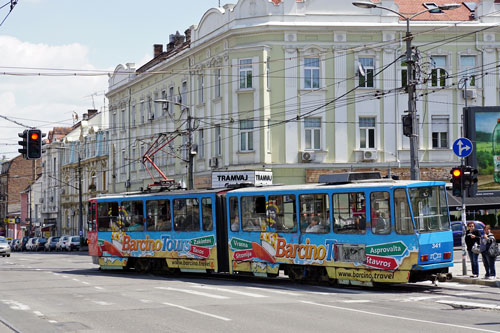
[465,106,500,197]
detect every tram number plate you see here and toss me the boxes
[432,243,441,249]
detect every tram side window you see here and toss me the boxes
[173,198,200,232]
[122,201,145,232]
[229,197,240,232]
[371,192,391,235]
[268,195,297,233]
[299,193,330,234]
[241,196,266,232]
[202,198,213,231]
[394,189,414,234]
[97,202,118,232]
[146,199,172,231]
[332,192,365,234]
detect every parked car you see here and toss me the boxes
[451,220,485,247]
[64,236,81,251]
[9,239,18,251]
[56,236,70,251]
[26,238,38,251]
[44,236,60,252]
[34,237,47,251]
[0,236,11,257]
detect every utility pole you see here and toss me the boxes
[405,19,420,180]
[78,153,83,241]
[187,114,194,190]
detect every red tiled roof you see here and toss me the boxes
[387,0,478,21]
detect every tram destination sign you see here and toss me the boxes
[212,170,273,188]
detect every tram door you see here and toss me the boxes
[88,199,99,256]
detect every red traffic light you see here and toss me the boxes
[30,132,39,140]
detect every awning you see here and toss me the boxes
[447,191,500,210]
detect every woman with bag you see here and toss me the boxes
[465,222,481,278]
[480,225,497,280]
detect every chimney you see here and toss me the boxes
[184,28,191,43]
[173,31,185,47]
[87,109,98,118]
[154,44,163,58]
[167,34,175,52]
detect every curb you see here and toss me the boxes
[450,276,500,287]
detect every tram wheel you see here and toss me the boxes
[134,259,151,273]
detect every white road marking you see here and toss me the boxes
[72,278,81,282]
[140,299,153,303]
[156,287,229,299]
[1,300,30,311]
[93,301,113,306]
[400,295,450,302]
[94,286,104,290]
[301,301,499,332]
[81,281,90,285]
[163,302,231,321]
[436,300,500,311]
[33,311,44,317]
[189,284,267,298]
[48,320,58,324]
[246,286,300,296]
[342,300,371,303]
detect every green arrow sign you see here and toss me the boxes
[366,241,407,257]
[231,238,252,250]
[190,236,215,247]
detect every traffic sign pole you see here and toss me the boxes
[453,138,473,277]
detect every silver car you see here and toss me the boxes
[0,236,11,257]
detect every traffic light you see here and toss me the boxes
[18,130,28,157]
[464,166,478,188]
[450,167,463,197]
[402,114,412,137]
[27,129,42,159]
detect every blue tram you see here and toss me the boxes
[88,173,453,286]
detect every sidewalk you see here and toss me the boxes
[449,249,500,287]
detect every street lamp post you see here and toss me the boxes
[352,2,461,180]
[154,99,194,190]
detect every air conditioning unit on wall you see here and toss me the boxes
[209,157,218,168]
[362,150,378,161]
[463,89,477,99]
[300,151,315,163]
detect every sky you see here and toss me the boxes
[0,0,232,158]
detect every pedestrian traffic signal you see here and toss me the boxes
[450,167,463,197]
[18,130,28,157]
[402,114,412,137]
[27,129,42,159]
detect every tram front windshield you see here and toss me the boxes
[409,186,450,233]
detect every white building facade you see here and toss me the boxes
[106,0,500,189]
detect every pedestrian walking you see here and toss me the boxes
[480,225,497,280]
[465,222,481,278]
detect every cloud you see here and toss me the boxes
[0,36,108,157]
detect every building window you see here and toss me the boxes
[240,120,254,152]
[215,125,222,156]
[215,68,221,98]
[121,109,126,130]
[131,147,136,171]
[168,87,174,113]
[198,128,205,158]
[198,74,204,104]
[121,150,126,173]
[131,105,136,127]
[432,116,449,149]
[147,96,153,121]
[304,57,320,89]
[161,90,167,115]
[181,81,187,108]
[304,117,321,150]
[431,55,447,87]
[112,112,117,132]
[140,101,145,124]
[359,117,376,149]
[460,55,476,86]
[239,59,252,89]
[358,57,374,88]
